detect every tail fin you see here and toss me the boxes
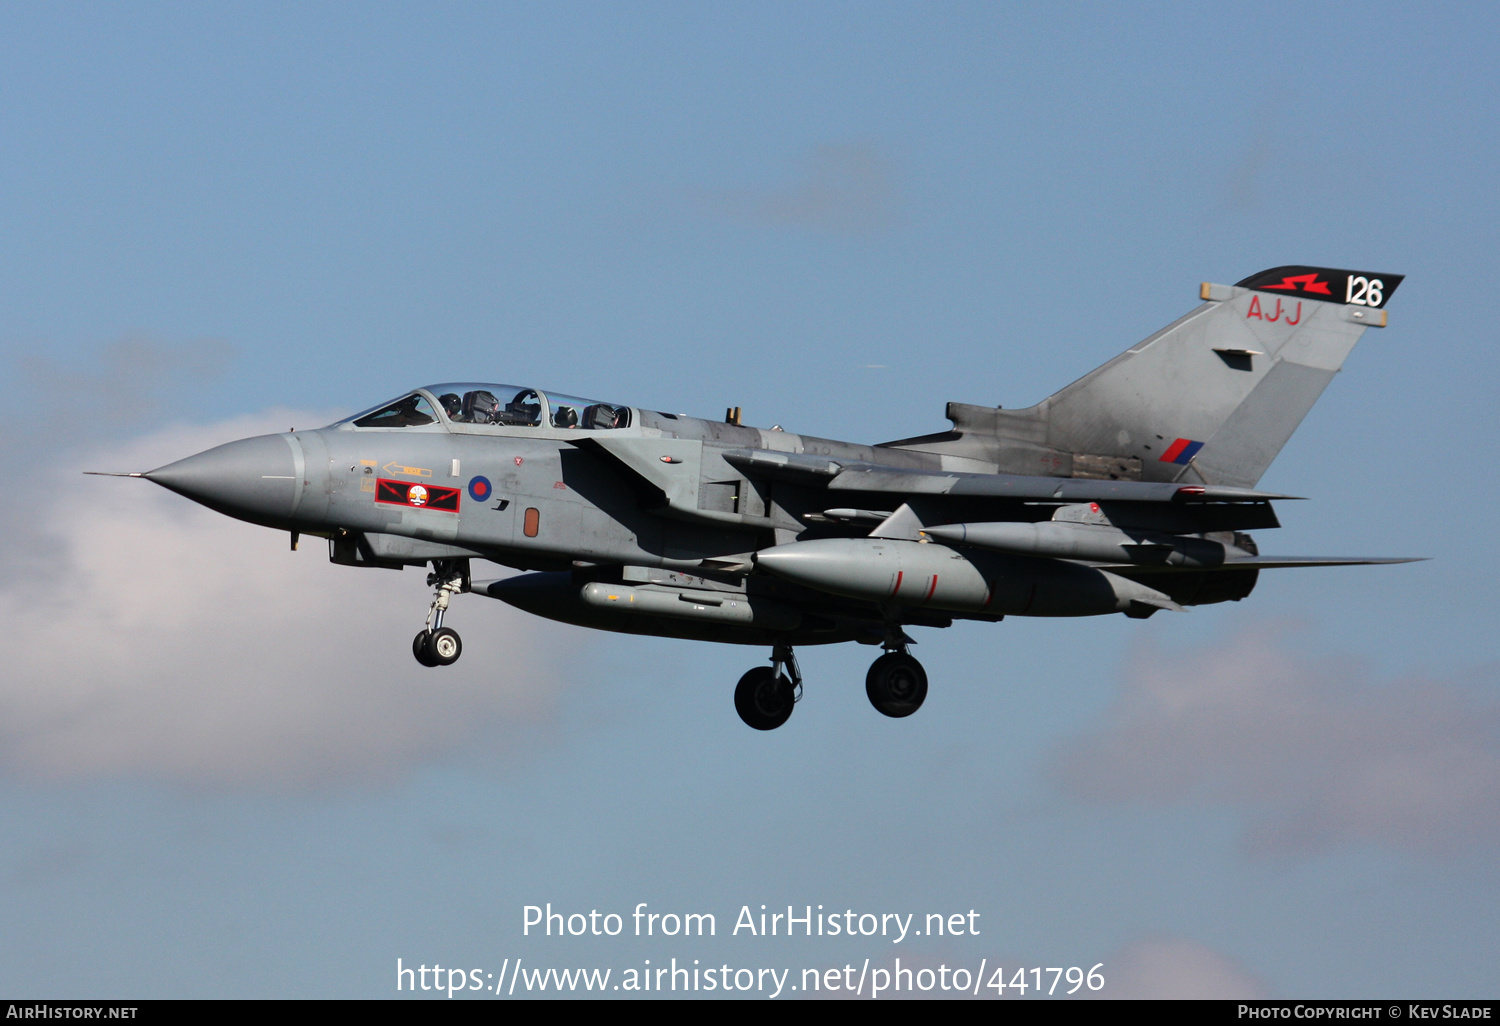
[887,266,1402,488]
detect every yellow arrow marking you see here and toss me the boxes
[382,462,431,478]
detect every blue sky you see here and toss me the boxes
[1,1,1496,998]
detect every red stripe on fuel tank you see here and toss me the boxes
[925,575,938,602]
[892,571,903,597]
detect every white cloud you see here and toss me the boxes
[1051,626,1500,857]
[1098,938,1268,999]
[0,413,569,789]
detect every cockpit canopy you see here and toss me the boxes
[342,383,631,431]
[431,384,544,427]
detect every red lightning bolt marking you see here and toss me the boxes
[1261,272,1331,295]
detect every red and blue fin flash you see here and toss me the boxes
[1160,438,1205,465]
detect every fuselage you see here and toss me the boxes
[122,265,1412,728]
[151,383,988,576]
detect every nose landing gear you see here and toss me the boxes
[734,641,801,730]
[412,560,469,667]
[866,631,927,718]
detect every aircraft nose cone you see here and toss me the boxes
[145,433,302,528]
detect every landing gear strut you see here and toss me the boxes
[866,631,927,718]
[734,641,801,730]
[413,560,469,667]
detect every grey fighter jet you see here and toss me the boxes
[99,266,1417,730]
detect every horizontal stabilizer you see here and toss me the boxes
[1128,591,1185,614]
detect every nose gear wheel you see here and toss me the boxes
[426,626,462,665]
[412,559,469,667]
[413,631,439,667]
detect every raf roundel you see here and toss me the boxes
[468,475,492,502]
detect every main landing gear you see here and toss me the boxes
[730,634,930,729]
[413,560,468,667]
[865,631,927,718]
[734,642,802,730]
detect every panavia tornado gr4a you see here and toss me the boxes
[100,266,1417,730]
